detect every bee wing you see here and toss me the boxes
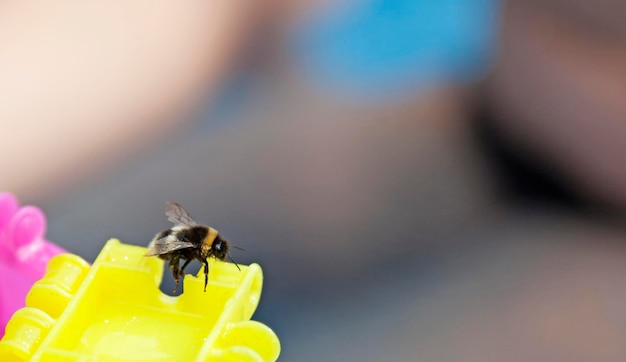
[165,201,197,226]
[145,240,195,256]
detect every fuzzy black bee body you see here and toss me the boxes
[145,202,240,292]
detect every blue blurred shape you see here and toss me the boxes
[292,0,500,99]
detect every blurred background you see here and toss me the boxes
[2,0,626,360]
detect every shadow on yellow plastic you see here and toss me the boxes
[0,239,280,361]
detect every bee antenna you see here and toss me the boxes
[232,245,245,251]
[228,252,241,271]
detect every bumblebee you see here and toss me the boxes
[145,201,241,292]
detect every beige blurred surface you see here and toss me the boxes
[0,0,262,200]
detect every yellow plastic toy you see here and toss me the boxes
[0,239,280,361]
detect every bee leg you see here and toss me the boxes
[169,256,181,293]
[203,260,209,292]
[179,258,192,279]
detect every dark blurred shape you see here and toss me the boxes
[473,103,591,213]
[485,0,626,211]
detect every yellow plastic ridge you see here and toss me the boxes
[0,239,280,362]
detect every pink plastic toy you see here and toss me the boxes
[0,192,66,338]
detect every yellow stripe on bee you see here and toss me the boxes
[202,227,219,255]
